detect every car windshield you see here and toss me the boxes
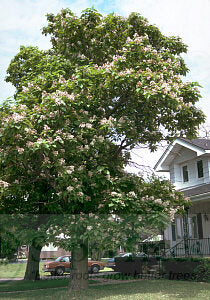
[55,256,62,262]
[117,253,132,257]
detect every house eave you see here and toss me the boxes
[180,182,210,201]
[154,138,206,172]
[190,192,210,202]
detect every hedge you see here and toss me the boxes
[161,257,210,282]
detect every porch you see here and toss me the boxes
[164,238,210,257]
[138,238,210,258]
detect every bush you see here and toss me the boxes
[0,258,9,265]
[115,256,160,276]
[193,259,210,282]
[161,257,210,282]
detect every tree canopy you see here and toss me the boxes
[0,7,205,287]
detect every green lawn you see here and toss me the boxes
[0,262,46,278]
[0,278,100,292]
[0,280,209,300]
[0,261,113,278]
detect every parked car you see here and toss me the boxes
[106,252,147,270]
[42,255,105,276]
[106,253,132,270]
[135,252,148,258]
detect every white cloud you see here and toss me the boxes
[0,0,91,101]
[114,0,210,123]
[115,0,210,50]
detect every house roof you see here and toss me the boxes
[181,138,210,150]
[181,183,210,197]
[154,138,210,172]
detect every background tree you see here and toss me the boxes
[0,214,49,279]
[0,218,19,260]
[0,8,205,289]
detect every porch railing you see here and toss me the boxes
[138,241,165,257]
[139,238,210,257]
[164,238,210,257]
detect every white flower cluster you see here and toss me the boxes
[22,86,29,92]
[58,158,65,165]
[3,112,26,124]
[79,123,92,129]
[26,141,34,148]
[66,166,74,174]
[118,68,133,77]
[169,208,178,221]
[16,147,24,154]
[154,199,162,204]
[100,117,114,127]
[51,90,76,101]
[0,180,10,188]
[128,191,136,197]
[133,33,148,44]
[67,186,74,192]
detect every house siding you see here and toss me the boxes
[169,147,210,189]
[157,139,210,254]
[40,248,71,260]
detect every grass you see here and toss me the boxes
[0,262,46,278]
[0,261,112,278]
[0,279,209,299]
[0,278,100,292]
[0,278,69,292]
[93,273,141,280]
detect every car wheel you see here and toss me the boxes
[56,267,64,276]
[91,264,100,273]
[51,271,56,276]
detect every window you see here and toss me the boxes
[182,165,189,182]
[61,256,70,262]
[197,160,204,178]
[192,216,198,238]
[171,222,176,241]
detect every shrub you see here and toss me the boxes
[193,259,210,282]
[161,257,210,282]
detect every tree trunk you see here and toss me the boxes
[23,214,49,280]
[68,239,88,291]
[0,233,2,258]
[24,241,42,280]
[91,248,102,261]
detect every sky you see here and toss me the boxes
[0,0,210,173]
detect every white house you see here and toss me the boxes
[155,138,210,256]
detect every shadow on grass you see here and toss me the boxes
[0,279,210,300]
[0,278,100,292]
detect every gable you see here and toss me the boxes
[155,138,206,172]
[172,146,197,165]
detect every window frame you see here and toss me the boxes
[197,160,204,179]
[182,165,189,182]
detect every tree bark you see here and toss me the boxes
[24,241,42,280]
[0,233,2,259]
[68,239,88,291]
[91,248,102,261]
[23,214,49,280]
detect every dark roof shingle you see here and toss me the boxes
[180,138,210,150]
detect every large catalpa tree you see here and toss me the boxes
[0,8,204,289]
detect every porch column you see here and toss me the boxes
[183,210,189,256]
[197,213,203,239]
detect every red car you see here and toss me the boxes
[42,255,105,276]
